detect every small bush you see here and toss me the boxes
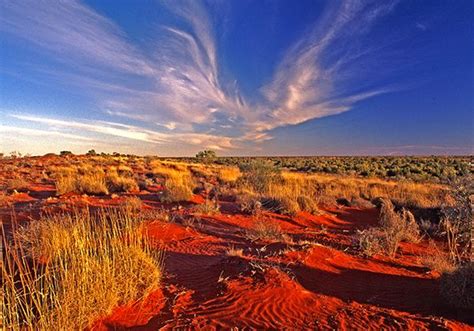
[357,228,384,256]
[238,192,262,215]
[440,176,473,263]
[379,199,420,242]
[357,199,420,257]
[195,150,217,164]
[440,263,474,310]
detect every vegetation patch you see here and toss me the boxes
[2,208,162,330]
[357,199,420,257]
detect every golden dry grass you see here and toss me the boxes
[151,162,195,202]
[216,167,240,183]
[269,172,449,209]
[106,169,139,193]
[421,249,456,274]
[2,208,162,330]
[53,166,138,195]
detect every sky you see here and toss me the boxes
[0,0,473,156]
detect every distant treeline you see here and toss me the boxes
[165,156,473,183]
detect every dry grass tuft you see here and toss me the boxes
[421,251,456,274]
[75,168,108,195]
[53,166,139,195]
[107,169,139,193]
[121,196,143,213]
[379,199,421,244]
[2,208,162,330]
[152,162,195,202]
[296,195,320,214]
[246,217,285,242]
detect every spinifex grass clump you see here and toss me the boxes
[53,165,139,195]
[152,162,195,202]
[2,208,162,330]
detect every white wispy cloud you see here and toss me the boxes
[1,0,400,154]
[255,0,399,132]
[0,125,94,141]
[9,114,237,151]
[0,0,153,75]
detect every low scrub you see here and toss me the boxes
[357,228,385,257]
[2,208,162,330]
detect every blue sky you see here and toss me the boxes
[0,0,472,156]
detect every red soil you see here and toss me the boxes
[1,159,472,330]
